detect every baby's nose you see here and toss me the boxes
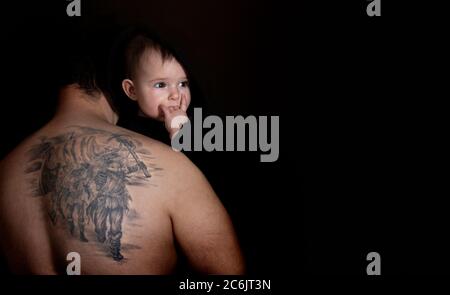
[169,89,181,101]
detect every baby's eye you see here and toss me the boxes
[154,82,167,88]
[179,81,189,88]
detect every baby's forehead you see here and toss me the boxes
[137,49,184,75]
[139,47,174,67]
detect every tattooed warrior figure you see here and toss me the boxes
[25,126,154,261]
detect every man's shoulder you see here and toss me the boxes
[113,125,203,181]
[114,126,191,163]
[113,126,213,212]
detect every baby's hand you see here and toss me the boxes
[159,94,190,139]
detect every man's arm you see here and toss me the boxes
[166,154,245,274]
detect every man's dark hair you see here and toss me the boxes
[51,25,122,114]
[3,17,125,121]
[57,35,102,97]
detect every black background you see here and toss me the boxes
[300,0,447,276]
[0,0,447,281]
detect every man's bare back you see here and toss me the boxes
[0,87,244,274]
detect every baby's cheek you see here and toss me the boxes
[137,100,158,119]
[141,90,161,114]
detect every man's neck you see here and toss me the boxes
[53,85,119,126]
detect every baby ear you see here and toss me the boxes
[122,79,137,101]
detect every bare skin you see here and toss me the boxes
[0,85,244,274]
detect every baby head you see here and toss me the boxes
[121,31,191,122]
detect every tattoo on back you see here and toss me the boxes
[25,126,159,262]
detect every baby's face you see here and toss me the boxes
[131,50,191,121]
